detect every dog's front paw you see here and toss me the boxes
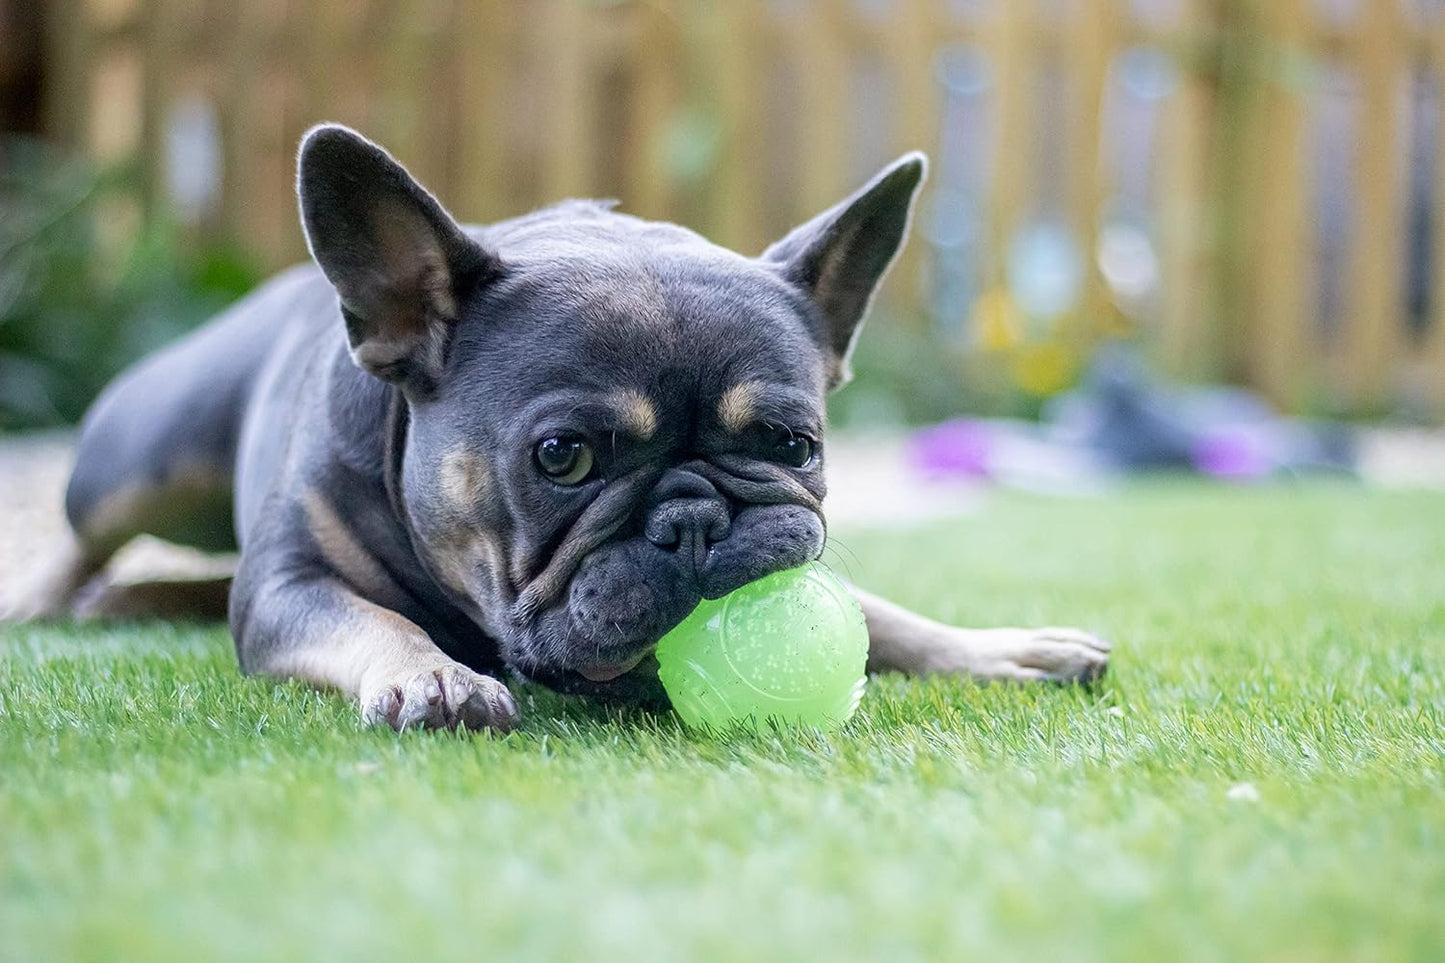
[360,663,519,732]
[0,590,51,623]
[958,627,1111,683]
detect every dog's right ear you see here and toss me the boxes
[762,153,926,390]
[297,124,501,392]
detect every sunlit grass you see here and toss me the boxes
[2,483,1442,961]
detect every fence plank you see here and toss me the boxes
[1067,0,1117,342]
[982,0,1032,293]
[376,0,436,183]
[1248,0,1314,408]
[792,0,851,224]
[217,0,268,256]
[1155,0,1217,378]
[706,0,766,254]
[1426,14,1445,420]
[882,0,941,321]
[454,0,516,223]
[42,0,92,151]
[1341,0,1408,410]
[540,0,594,203]
[622,2,680,224]
[300,0,344,128]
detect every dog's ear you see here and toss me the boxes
[762,153,927,389]
[297,124,500,391]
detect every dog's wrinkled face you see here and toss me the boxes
[297,125,925,700]
[404,237,831,695]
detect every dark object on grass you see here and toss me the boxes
[910,344,1357,486]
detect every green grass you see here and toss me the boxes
[2,483,1442,962]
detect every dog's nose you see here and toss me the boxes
[644,468,731,554]
[645,498,731,550]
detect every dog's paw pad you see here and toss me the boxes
[361,665,518,732]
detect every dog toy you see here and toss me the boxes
[656,563,868,731]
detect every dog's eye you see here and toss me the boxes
[765,429,815,469]
[534,436,595,485]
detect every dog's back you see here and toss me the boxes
[65,264,337,556]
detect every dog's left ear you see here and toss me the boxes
[762,153,927,389]
[297,124,501,392]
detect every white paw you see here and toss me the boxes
[951,627,1111,683]
[360,663,519,732]
[0,589,63,623]
[973,627,1112,682]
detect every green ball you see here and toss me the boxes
[656,563,868,731]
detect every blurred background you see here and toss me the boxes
[3,0,1445,435]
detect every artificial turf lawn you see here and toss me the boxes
[1,483,1441,962]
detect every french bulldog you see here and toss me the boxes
[6,125,1109,730]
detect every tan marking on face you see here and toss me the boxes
[438,446,493,512]
[608,388,659,440]
[425,531,500,614]
[420,447,506,620]
[302,491,409,608]
[351,337,409,372]
[717,380,765,433]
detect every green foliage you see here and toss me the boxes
[0,135,1057,433]
[0,138,260,430]
[831,314,1053,429]
[2,483,1442,961]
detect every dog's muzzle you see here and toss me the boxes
[643,469,732,585]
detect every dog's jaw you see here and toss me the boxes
[502,498,826,685]
[576,649,652,683]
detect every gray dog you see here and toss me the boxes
[7,126,1108,729]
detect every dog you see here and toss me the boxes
[4,125,1109,730]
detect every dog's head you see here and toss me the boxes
[297,125,924,700]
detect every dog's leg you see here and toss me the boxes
[854,588,1110,683]
[3,465,233,623]
[0,532,108,622]
[73,575,235,621]
[232,573,518,732]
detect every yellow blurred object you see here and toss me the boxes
[1100,302,1135,338]
[972,286,1024,351]
[1010,341,1076,396]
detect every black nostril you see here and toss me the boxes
[645,498,731,550]
[644,514,680,548]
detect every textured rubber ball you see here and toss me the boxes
[656,563,868,732]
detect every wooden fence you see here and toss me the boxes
[39,0,1445,419]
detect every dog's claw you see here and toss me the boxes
[361,665,517,732]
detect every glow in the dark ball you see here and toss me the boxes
[656,563,868,731]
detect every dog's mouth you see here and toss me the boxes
[513,648,669,710]
[575,648,652,683]
[497,457,827,704]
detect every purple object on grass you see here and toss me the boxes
[1191,426,1275,480]
[908,419,993,480]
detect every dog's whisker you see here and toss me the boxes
[820,545,854,582]
[823,536,863,576]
